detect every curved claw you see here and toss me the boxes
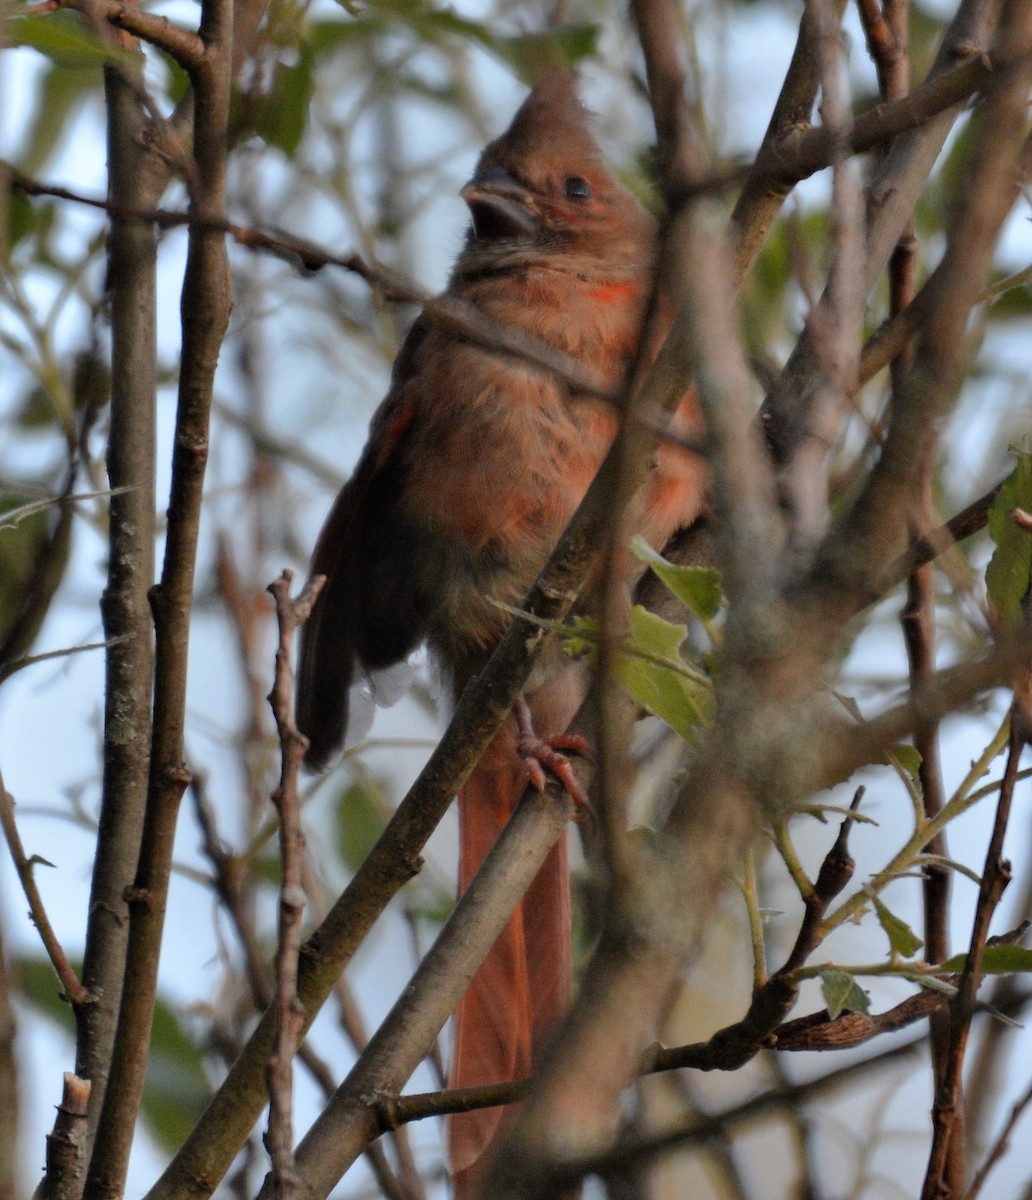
[513,697,591,814]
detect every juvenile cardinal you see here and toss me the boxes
[296,71,708,1196]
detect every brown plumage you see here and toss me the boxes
[296,71,708,1196]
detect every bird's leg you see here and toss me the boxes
[513,695,590,812]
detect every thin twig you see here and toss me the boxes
[264,571,325,1200]
[0,917,17,1200]
[0,635,129,684]
[921,706,1028,1198]
[0,770,89,1006]
[965,1073,1032,1200]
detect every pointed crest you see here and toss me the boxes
[476,70,605,180]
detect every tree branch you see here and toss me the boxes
[264,572,324,1200]
[35,0,206,67]
[84,0,234,1190]
[74,21,160,1156]
[0,771,89,1007]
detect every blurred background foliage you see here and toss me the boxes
[2,0,1032,1195]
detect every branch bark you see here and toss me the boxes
[83,0,233,1191]
[73,29,159,1157]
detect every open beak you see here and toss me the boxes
[461,166,538,240]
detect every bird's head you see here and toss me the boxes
[458,71,655,276]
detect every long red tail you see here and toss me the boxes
[448,742,571,1199]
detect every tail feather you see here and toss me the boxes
[448,748,570,1198]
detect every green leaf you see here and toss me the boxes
[15,956,210,1152]
[984,264,1032,313]
[336,775,389,873]
[7,191,37,252]
[986,450,1032,629]
[16,63,102,176]
[868,891,923,958]
[7,12,128,69]
[157,48,191,106]
[496,23,600,78]
[614,606,714,742]
[884,743,922,788]
[562,613,600,658]
[142,997,211,1152]
[820,969,871,1020]
[940,945,1032,975]
[0,489,73,668]
[912,974,957,996]
[253,45,316,155]
[15,954,77,1032]
[630,536,724,620]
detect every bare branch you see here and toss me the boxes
[922,688,1029,1198]
[263,571,325,1200]
[256,782,575,1200]
[0,771,89,1007]
[0,907,20,1200]
[32,1074,92,1200]
[84,0,235,1189]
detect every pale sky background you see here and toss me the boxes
[2,1,1031,1196]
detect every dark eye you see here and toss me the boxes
[563,176,592,200]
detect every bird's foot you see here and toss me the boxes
[513,696,591,814]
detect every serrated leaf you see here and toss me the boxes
[868,891,923,958]
[627,604,688,662]
[986,450,1032,629]
[630,536,724,620]
[820,969,871,1019]
[614,606,714,741]
[940,945,1032,975]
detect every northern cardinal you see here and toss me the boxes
[296,71,707,1196]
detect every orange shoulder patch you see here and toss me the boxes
[586,279,642,306]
